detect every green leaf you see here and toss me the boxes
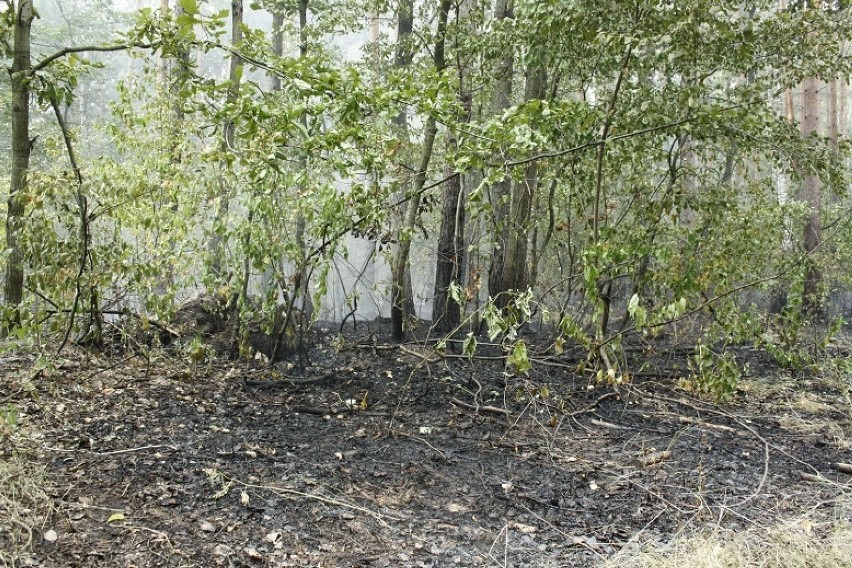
[448,281,462,305]
[293,78,311,92]
[508,340,531,375]
[107,513,125,523]
[627,294,646,327]
[178,0,198,15]
[462,333,477,358]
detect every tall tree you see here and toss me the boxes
[432,0,476,333]
[432,94,470,333]
[389,0,416,328]
[501,62,545,299]
[800,74,822,315]
[486,0,514,309]
[391,0,451,341]
[3,0,33,332]
[209,0,244,281]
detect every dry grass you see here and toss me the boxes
[0,456,53,567]
[605,506,852,568]
[790,391,835,415]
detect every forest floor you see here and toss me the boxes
[1,320,852,567]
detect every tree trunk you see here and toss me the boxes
[391,0,451,341]
[501,64,545,298]
[209,0,244,281]
[271,8,284,91]
[800,75,822,317]
[432,94,470,333]
[829,78,839,146]
[389,0,416,325]
[294,0,313,344]
[3,0,34,332]
[487,0,515,309]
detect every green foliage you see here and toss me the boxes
[688,343,743,401]
[2,0,852,383]
[507,339,531,375]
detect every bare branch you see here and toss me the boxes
[32,41,158,73]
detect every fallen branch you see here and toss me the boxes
[678,415,739,434]
[400,344,442,363]
[222,472,402,523]
[291,405,341,416]
[43,444,178,456]
[450,397,510,416]
[243,371,336,389]
[831,462,852,475]
[589,418,630,430]
[800,471,829,483]
[628,386,770,508]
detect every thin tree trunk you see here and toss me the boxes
[294,0,313,347]
[260,3,286,295]
[829,78,839,146]
[800,75,822,317]
[391,0,451,341]
[390,0,416,322]
[209,0,244,281]
[487,0,514,309]
[3,0,34,332]
[501,64,545,298]
[271,8,284,91]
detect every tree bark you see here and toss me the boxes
[391,0,451,341]
[432,93,470,333]
[829,78,839,146]
[209,0,244,281]
[294,0,313,332]
[486,0,514,309]
[800,75,822,317]
[390,0,416,322]
[501,64,545,297]
[3,0,34,332]
[271,6,284,91]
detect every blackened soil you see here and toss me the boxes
[2,327,851,567]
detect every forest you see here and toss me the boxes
[2,1,852,566]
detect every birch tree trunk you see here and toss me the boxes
[3,0,34,332]
[829,78,839,146]
[800,76,822,316]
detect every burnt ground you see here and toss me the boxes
[2,323,852,567]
